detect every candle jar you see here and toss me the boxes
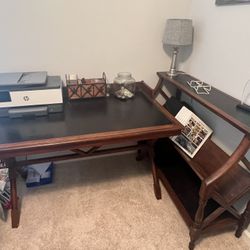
[113,72,136,99]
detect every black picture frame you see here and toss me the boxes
[216,0,250,5]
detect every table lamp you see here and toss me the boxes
[163,19,193,77]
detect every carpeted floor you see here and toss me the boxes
[0,153,249,250]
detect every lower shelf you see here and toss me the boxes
[157,155,238,232]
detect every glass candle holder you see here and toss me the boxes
[113,72,136,100]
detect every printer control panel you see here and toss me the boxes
[0,91,34,104]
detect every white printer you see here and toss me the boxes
[0,71,63,118]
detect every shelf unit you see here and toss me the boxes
[145,73,250,249]
[155,138,247,232]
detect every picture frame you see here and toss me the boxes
[216,0,250,5]
[170,106,213,158]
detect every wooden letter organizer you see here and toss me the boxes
[66,73,107,100]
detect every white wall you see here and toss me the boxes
[185,0,250,101]
[0,0,191,86]
[182,0,250,157]
[183,0,250,233]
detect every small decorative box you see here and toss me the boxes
[66,73,107,100]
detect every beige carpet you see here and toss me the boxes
[0,153,249,250]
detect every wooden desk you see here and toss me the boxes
[154,72,250,249]
[0,84,182,228]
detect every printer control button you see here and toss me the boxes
[23,96,30,101]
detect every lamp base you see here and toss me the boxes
[167,47,179,78]
[167,70,179,77]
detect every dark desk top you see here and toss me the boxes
[157,72,250,135]
[0,92,175,147]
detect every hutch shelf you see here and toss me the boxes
[139,73,250,249]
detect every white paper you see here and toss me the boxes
[26,169,40,184]
[28,162,51,176]
[0,169,8,191]
[0,181,6,192]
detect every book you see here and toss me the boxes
[0,168,8,192]
[0,167,11,221]
[171,106,213,158]
[0,203,5,221]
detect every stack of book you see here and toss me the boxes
[0,161,11,221]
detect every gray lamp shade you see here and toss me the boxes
[163,19,193,46]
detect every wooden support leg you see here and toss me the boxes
[235,200,250,238]
[189,198,207,250]
[7,158,20,228]
[147,140,162,200]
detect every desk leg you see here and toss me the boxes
[7,158,20,228]
[235,200,250,238]
[147,140,162,200]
